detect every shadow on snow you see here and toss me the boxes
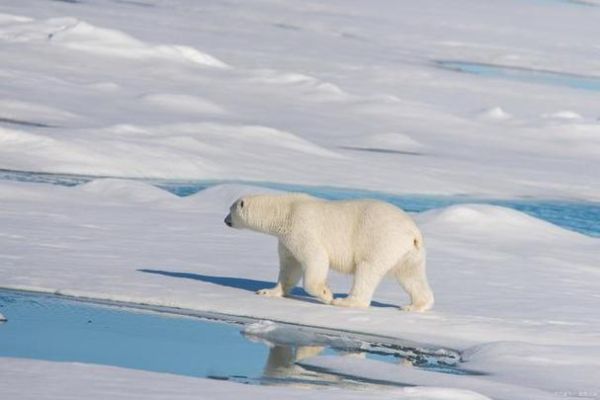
[138,269,397,308]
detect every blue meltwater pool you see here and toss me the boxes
[437,60,600,92]
[0,289,477,387]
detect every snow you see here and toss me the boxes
[0,358,490,400]
[1,0,599,398]
[476,106,512,121]
[0,179,598,399]
[0,312,5,322]
[0,0,599,198]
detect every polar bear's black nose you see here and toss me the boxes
[224,214,232,227]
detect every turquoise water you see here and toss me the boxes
[0,290,471,385]
[0,290,266,382]
[1,169,598,237]
[437,60,600,92]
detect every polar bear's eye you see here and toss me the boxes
[239,200,245,208]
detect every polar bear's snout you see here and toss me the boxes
[224,213,233,227]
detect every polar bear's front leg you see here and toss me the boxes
[301,252,333,304]
[257,242,303,298]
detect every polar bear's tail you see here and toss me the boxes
[393,236,434,312]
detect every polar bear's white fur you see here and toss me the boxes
[224,193,434,312]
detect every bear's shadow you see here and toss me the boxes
[138,269,397,308]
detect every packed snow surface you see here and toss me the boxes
[0,180,598,399]
[0,358,492,400]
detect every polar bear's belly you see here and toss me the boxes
[327,247,358,274]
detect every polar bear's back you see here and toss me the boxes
[290,198,421,271]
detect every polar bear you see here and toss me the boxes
[224,193,434,312]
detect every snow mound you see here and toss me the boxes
[142,94,226,115]
[187,183,281,208]
[77,179,177,204]
[0,312,6,321]
[0,13,32,24]
[181,122,340,158]
[476,107,511,120]
[0,99,79,124]
[417,204,583,240]
[542,110,583,120]
[342,132,424,152]
[0,126,54,146]
[0,16,229,68]
[0,121,338,179]
[251,70,351,100]
[462,341,600,368]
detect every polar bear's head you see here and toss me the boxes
[224,197,249,229]
[225,195,280,232]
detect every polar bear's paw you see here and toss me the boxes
[331,296,370,308]
[403,302,432,312]
[256,287,284,297]
[319,287,334,304]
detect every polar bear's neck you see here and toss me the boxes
[246,195,303,237]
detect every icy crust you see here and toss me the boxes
[0,357,492,400]
[245,320,368,350]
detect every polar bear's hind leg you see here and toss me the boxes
[394,254,434,312]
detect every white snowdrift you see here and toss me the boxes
[0,99,79,124]
[249,70,352,101]
[0,15,229,67]
[142,93,227,115]
[476,107,511,120]
[77,179,178,205]
[417,203,584,240]
[0,122,338,179]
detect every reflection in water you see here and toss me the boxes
[242,320,479,387]
[263,345,329,384]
